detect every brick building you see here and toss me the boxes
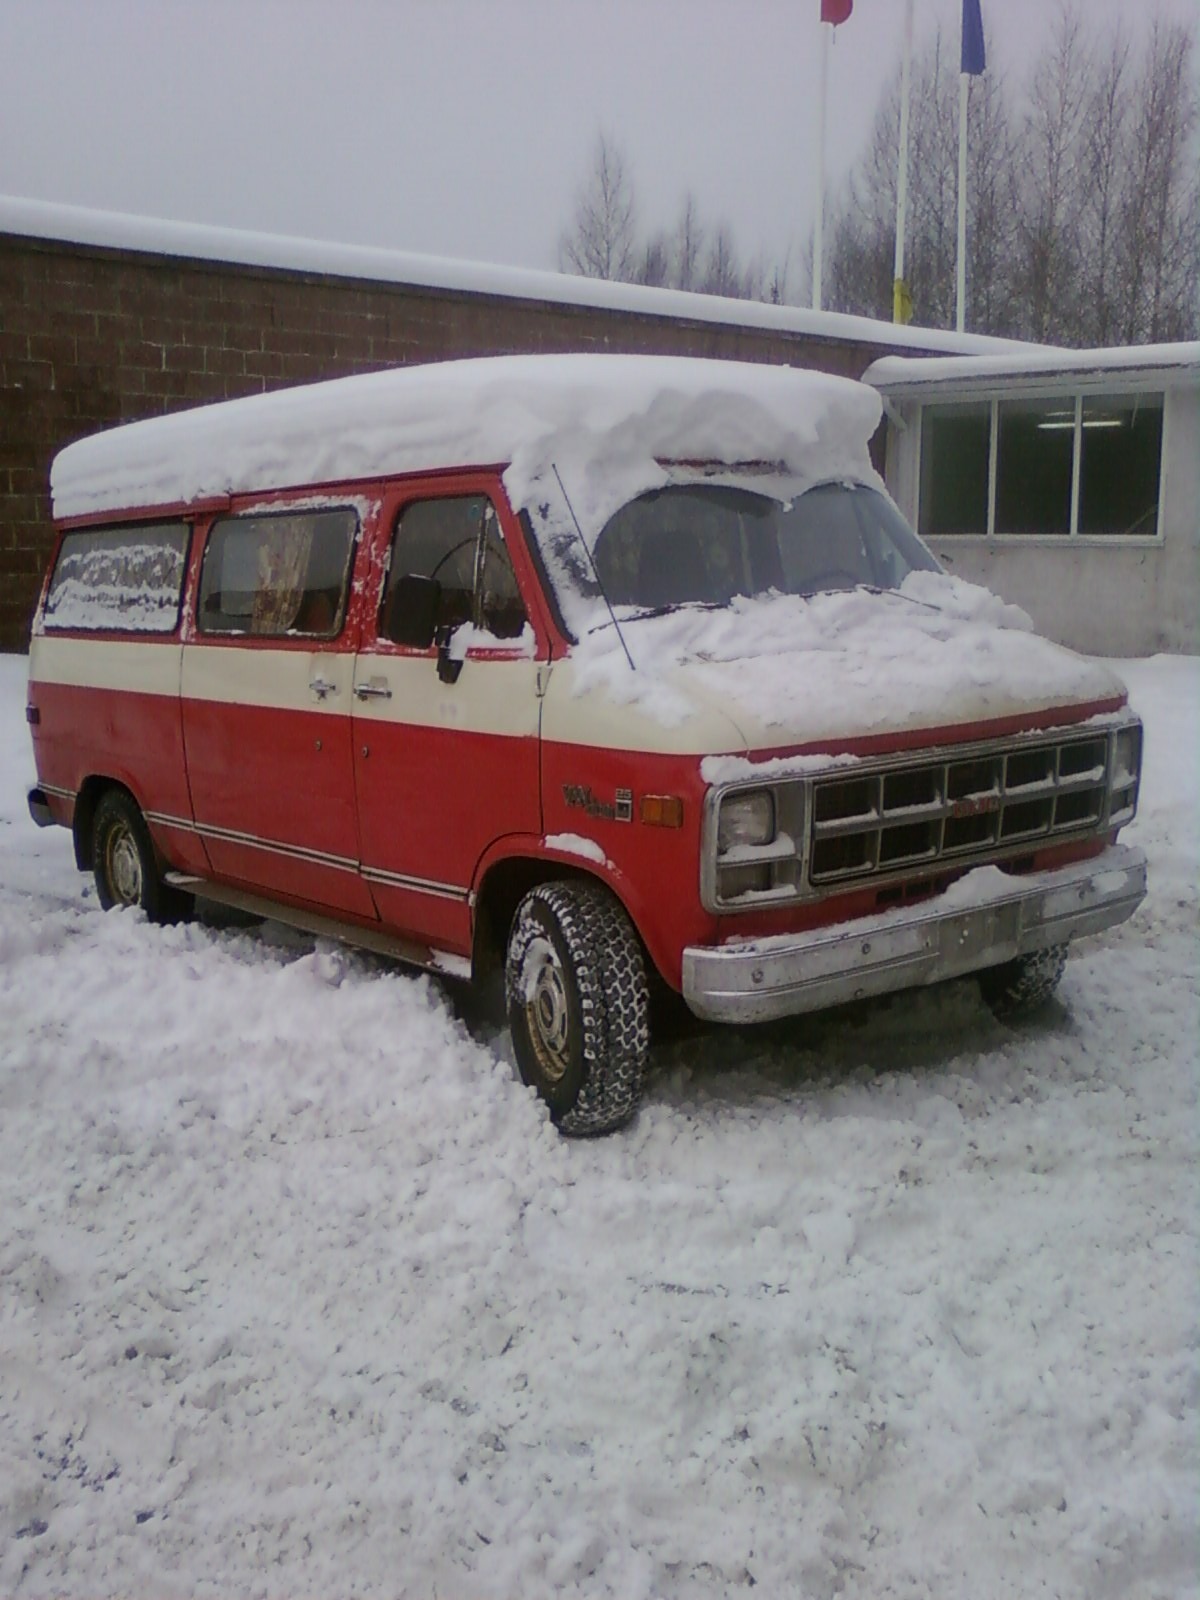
[0,196,1014,652]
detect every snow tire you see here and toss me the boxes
[979,943,1068,1020]
[506,880,649,1136]
[92,789,193,924]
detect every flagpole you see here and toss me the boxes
[813,18,830,310]
[893,0,914,323]
[955,69,969,332]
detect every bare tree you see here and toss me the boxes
[558,154,781,304]
[672,194,706,291]
[966,71,1019,334]
[824,29,1008,328]
[701,224,745,297]
[558,134,637,281]
[824,3,1198,344]
[1011,7,1092,341]
[1114,19,1199,342]
[633,230,672,288]
[1076,25,1133,346]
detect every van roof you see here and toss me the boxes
[50,354,883,528]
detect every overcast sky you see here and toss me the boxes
[2,0,1195,289]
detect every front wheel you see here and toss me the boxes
[506,881,649,1136]
[92,790,192,924]
[979,944,1067,1020]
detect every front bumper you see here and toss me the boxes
[682,843,1147,1024]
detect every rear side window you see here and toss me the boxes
[43,523,190,634]
[199,508,358,637]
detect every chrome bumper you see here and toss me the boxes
[682,843,1147,1025]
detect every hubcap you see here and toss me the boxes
[107,823,143,906]
[522,935,570,1084]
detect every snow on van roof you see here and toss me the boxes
[50,353,884,528]
[2,194,1033,363]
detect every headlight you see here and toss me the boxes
[718,789,775,853]
[706,781,805,910]
[1113,724,1141,785]
[1110,720,1142,823]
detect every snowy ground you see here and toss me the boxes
[1,652,1196,1600]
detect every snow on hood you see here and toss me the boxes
[49,354,880,523]
[567,571,1126,751]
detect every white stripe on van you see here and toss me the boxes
[30,635,182,696]
[29,633,742,754]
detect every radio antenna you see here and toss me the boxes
[551,463,636,673]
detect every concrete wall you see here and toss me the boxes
[884,383,1199,657]
[0,231,931,652]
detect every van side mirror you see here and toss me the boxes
[384,573,440,647]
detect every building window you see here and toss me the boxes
[995,397,1075,536]
[1078,393,1164,538]
[919,404,990,536]
[918,390,1163,541]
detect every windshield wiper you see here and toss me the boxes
[588,598,727,632]
[800,582,942,613]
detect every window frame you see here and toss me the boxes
[42,519,193,636]
[915,381,1168,548]
[196,503,360,640]
[379,489,530,648]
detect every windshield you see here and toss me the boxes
[590,482,939,613]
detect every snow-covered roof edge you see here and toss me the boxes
[49,353,882,525]
[1,192,1033,362]
[865,341,1200,395]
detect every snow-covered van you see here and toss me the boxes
[27,355,1146,1133]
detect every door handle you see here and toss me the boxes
[309,676,338,701]
[353,679,393,701]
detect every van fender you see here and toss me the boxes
[69,768,163,872]
[470,834,676,988]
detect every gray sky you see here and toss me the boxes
[2,0,1195,288]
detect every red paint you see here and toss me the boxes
[28,671,210,878]
[537,741,715,988]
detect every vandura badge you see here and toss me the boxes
[562,785,634,823]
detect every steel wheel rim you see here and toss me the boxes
[106,822,143,906]
[522,935,570,1084]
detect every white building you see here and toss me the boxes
[868,343,1200,657]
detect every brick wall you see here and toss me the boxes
[2,231,907,650]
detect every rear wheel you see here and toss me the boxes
[506,880,649,1136]
[92,790,193,924]
[979,945,1067,1020]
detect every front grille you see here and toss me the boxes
[808,732,1112,888]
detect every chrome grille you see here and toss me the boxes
[808,732,1113,888]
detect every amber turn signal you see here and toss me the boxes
[640,794,684,828]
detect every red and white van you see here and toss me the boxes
[27,355,1146,1133]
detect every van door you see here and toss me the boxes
[352,482,543,956]
[181,501,377,919]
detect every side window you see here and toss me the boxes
[43,522,189,633]
[382,495,527,642]
[198,508,358,637]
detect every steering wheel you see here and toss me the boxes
[428,535,478,582]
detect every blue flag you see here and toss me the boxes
[962,0,986,75]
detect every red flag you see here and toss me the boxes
[821,0,852,23]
